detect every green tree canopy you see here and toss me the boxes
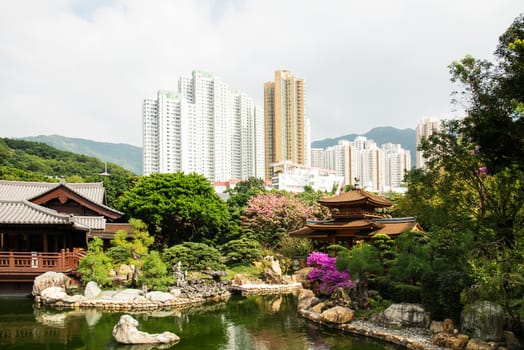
[449,14,524,172]
[118,172,231,246]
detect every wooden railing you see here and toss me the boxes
[0,249,85,276]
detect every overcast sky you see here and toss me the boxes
[0,0,521,147]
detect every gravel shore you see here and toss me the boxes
[349,319,446,350]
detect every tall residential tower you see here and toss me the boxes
[264,70,309,180]
[416,117,441,168]
[143,70,264,181]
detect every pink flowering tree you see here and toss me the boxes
[306,251,355,295]
[241,192,313,247]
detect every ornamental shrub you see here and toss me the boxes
[221,237,263,266]
[139,251,175,291]
[306,252,355,294]
[162,242,225,272]
[78,237,112,286]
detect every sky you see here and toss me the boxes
[0,0,522,147]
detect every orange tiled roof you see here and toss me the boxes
[319,189,393,207]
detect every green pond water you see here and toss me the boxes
[0,294,399,350]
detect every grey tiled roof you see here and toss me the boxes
[0,200,75,225]
[73,216,106,230]
[0,200,107,230]
[0,180,105,204]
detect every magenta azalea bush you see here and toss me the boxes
[306,252,355,294]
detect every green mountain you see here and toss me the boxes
[0,138,135,207]
[312,126,416,166]
[21,135,142,175]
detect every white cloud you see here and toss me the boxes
[0,0,522,145]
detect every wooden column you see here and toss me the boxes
[43,233,48,252]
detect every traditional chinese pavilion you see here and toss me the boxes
[0,179,132,293]
[289,189,423,248]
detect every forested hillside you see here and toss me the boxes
[21,135,142,175]
[0,138,135,207]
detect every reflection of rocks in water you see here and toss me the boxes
[85,310,103,327]
[36,312,68,328]
[269,295,282,312]
[150,310,181,318]
[34,308,103,328]
[113,343,175,350]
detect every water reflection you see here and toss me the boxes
[0,295,397,350]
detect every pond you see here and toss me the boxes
[0,294,400,350]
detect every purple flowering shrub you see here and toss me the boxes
[306,252,355,294]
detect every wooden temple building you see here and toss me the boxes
[290,189,423,248]
[0,179,131,293]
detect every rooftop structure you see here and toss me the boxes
[290,189,422,247]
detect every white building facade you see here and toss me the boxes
[143,71,265,181]
[416,117,441,169]
[311,137,411,193]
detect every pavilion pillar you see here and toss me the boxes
[43,233,48,252]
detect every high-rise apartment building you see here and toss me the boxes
[143,71,264,181]
[264,70,309,180]
[416,117,441,168]
[311,137,411,193]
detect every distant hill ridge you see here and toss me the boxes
[312,126,416,166]
[21,135,142,175]
[20,127,414,175]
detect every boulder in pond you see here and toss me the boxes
[321,306,354,324]
[112,314,180,345]
[84,281,102,299]
[461,301,504,341]
[40,286,68,302]
[379,303,428,328]
[33,271,71,297]
[263,256,283,284]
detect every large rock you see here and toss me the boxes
[33,271,71,296]
[461,301,504,341]
[297,289,318,311]
[432,333,469,350]
[112,314,180,345]
[146,291,175,303]
[379,303,428,328]
[264,256,283,284]
[321,306,354,324]
[111,289,144,302]
[465,338,497,350]
[232,273,251,285]
[40,286,68,302]
[503,331,522,350]
[324,287,352,309]
[84,281,102,299]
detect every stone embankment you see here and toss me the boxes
[299,307,441,350]
[230,282,303,295]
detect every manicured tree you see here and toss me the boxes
[109,219,154,287]
[370,234,396,270]
[78,237,112,286]
[335,244,382,308]
[139,251,174,291]
[241,192,312,247]
[421,227,474,322]
[389,231,429,285]
[118,172,231,246]
[162,242,225,272]
[221,237,263,267]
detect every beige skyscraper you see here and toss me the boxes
[264,70,306,180]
